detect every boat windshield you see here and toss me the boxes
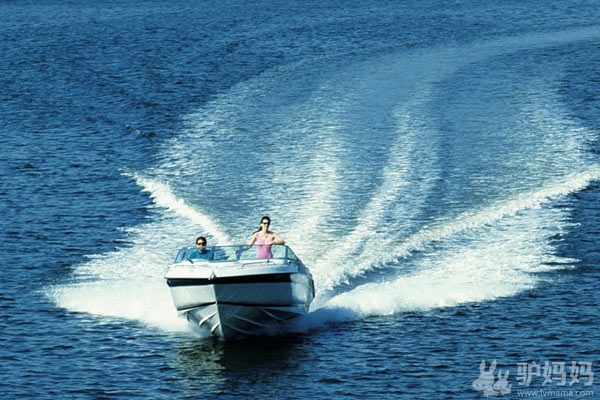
[174,244,300,263]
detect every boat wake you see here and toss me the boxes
[47,26,600,337]
[48,166,599,337]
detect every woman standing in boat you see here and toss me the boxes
[247,216,285,259]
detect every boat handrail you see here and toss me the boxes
[174,244,300,263]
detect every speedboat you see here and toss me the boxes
[165,244,315,340]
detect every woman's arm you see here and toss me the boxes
[245,233,258,248]
[271,233,285,245]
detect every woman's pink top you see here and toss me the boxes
[255,233,274,259]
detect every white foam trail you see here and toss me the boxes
[305,25,600,293]
[50,279,192,333]
[310,101,438,290]
[326,213,557,314]
[284,146,341,253]
[281,106,346,258]
[51,26,600,335]
[127,171,230,244]
[48,212,197,333]
[399,168,599,254]
[317,168,598,294]
[48,171,234,333]
[273,211,572,332]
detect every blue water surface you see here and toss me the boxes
[1,1,599,399]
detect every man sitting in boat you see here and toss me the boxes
[246,216,285,259]
[188,236,211,260]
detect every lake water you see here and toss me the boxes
[1,0,598,398]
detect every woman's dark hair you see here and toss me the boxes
[253,216,271,234]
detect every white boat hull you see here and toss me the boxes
[165,245,314,340]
